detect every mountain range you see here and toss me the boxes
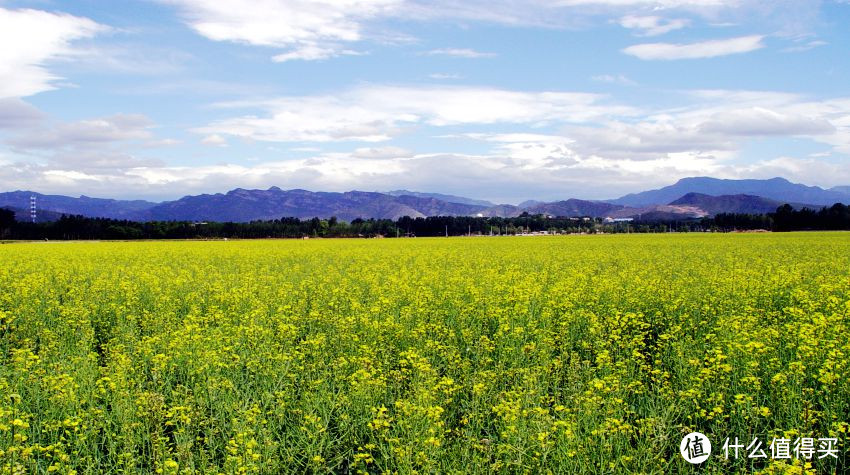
[0,190,157,220]
[612,177,850,207]
[385,190,494,207]
[2,177,848,223]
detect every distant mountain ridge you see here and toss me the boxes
[612,177,850,207]
[2,176,848,223]
[0,206,65,223]
[386,190,494,207]
[134,188,489,222]
[0,191,157,219]
[525,199,626,217]
[669,193,786,215]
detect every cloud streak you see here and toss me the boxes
[619,15,690,36]
[160,0,793,61]
[0,99,45,129]
[623,35,765,60]
[8,114,154,150]
[0,7,106,99]
[423,48,496,58]
[160,0,399,62]
[198,85,634,143]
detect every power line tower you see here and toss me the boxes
[30,196,36,223]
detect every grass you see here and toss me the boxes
[0,233,848,473]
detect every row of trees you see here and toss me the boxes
[0,213,398,240]
[705,203,850,232]
[1,212,600,240]
[773,203,850,231]
[1,204,849,240]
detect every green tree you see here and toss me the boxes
[0,208,15,237]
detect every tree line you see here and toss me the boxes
[1,203,849,240]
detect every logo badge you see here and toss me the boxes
[681,432,712,464]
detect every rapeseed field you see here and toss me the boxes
[0,233,848,473]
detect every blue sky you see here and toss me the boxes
[0,0,848,203]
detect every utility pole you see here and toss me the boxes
[445,224,448,237]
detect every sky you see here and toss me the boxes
[0,0,849,204]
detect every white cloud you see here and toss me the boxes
[400,0,768,29]
[160,0,400,61]
[623,35,765,60]
[8,114,154,149]
[619,15,690,36]
[429,73,464,80]
[557,90,850,163]
[351,146,412,159]
[721,156,850,188]
[677,91,850,154]
[5,107,850,201]
[66,44,193,75]
[423,48,496,58]
[555,0,732,5]
[201,134,228,147]
[272,44,366,62]
[0,8,105,99]
[0,150,728,202]
[3,113,168,171]
[685,89,802,103]
[565,120,738,160]
[197,85,635,143]
[591,74,637,85]
[184,86,850,196]
[20,137,834,202]
[145,138,182,148]
[461,133,570,143]
[496,141,580,169]
[698,107,834,136]
[781,39,827,53]
[43,169,102,184]
[49,151,165,170]
[4,82,847,202]
[0,98,45,129]
[160,0,795,62]
[458,133,582,171]
[161,0,400,47]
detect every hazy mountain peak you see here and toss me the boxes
[386,190,494,207]
[669,192,784,215]
[614,177,848,207]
